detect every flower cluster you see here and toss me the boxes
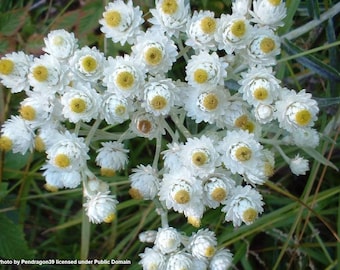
[0,0,321,269]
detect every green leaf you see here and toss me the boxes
[302,147,338,171]
[0,214,35,259]
[282,39,340,82]
[307,0,320,19]
[0,7,28,36]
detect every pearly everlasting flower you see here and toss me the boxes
[238,66,281,106]
[99,0,144,45]
[188,229,217,261]
[139,230,157,243]
[289,154,309,176]
[209,248,233,270]
[185,10,218,52]
[28,54,69,93]
[139,247,166,270]
[0,116,35,154]
[95,141,129,177]
[131,28,178,75]
[166,252,193,270]
[84,177,110,197]
[244,26,281,66]
[222,185,264,226]
[216,100,249,129]
[43,29,78,60]
[103,54,145,98]
[154,227,182,254]
[180,135,221,178]
[142,77,177,116]
[184,85,230,124]
[218,130,265,175]
[149,0,190,37]
[232,0,252,16]
[0,51,32,93]
[84,191,118,224]
[42,164,82,189]
[250,0,287,29]
[215,14,253,54]
[275,88,319,133]
[254,103,275,124]
[292,128,320,148]
[129,165,160,200]
[69,46,105,82]
[46,131,89,171]
[101,93,133,125]
[162,141,184,172]
[60,82,101,123]
[130,110,165,139]
[185,51,228,88]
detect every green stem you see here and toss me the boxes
[170,111,192,139]
[85,118,102,146]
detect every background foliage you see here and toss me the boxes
[0,0,339,269]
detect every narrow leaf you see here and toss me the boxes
[302,147,338,171]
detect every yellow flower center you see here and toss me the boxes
[53,36,64,46]
[268,0,282,6]
[161,0,178,15]
[295,109,312,126]
[0,59,14,75]
[253,87,269,100]
[144,46,163,66]
[54,153,71,168]
[174,189,190,204]
[100,168,116,177]
[137,119,152,134]
[32,65,49,82]
[211,187,227,202]
[34,136,45,152]
[19,105,36,121]
[231,20,246,38]
[114,105,126,116]
[204,246,216,258]
[103,213,116,223]
[234,146,252,161]
[115,71,135,90]
[260,37,275,54]
[193,69,208,84]
[81,56,97,73]
[201,93,219,111]
[70,98,86,113]
[129,188,144,200]
[44,183,59,192]
[192,151,208,166]
[200,17,217,34]
[150,95,167,110]
[0,136,12,151]
[104,10,121,27]
[234,115,255,133]
[242,208,258,223]
[187,216,201,228]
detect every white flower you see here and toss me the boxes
[103,54,145,98]
[162,141,184,173]
[142,77,176,116]
[184,85,230,124]
[209,248,233,270]
[154,227,182,254]
[292,128,320,148]
[101,93,133,125]
[131,28,178,75]
[166,252,193,270]
[185,51,228,88]
[60,82,101,123]
[28,54,69,93]
[244,26,281,66]
[250,0,287,29]
[95,141,129,176]
[69,46,105,82]
[222,185,264,226]
[0,116,34,154]
[180,135,221,178]
[84,191,118,224]
[139,230,157,243]
[289,154,309,176]
[99,0,144,45]
[215,14,252,54]
[232,0,252,16]
[129,165,160,200]
[43,29,78,60]
[215,100,248,129]
[139,247,166,270]
[188,229,217,261]
[46,131,89,171]
[275,88,319,132]
[84,177,110,197]
[130,110,165,140]
[149,0,190,37]
[218,130,265,175]
[0,51,32,93]
[254,103,275,124]
[185,10,218,52]
[42,164,82,189]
